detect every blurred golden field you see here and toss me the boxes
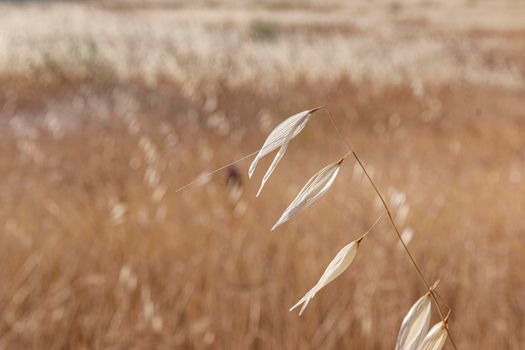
[1,0,525,349]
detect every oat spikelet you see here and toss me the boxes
[417,321,448,350]
[290,239,359,316]
[271,160,341,231]
[249,108,318,191]
[395,291,432,350]
[256,126,294,197]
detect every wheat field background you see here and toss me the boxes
[1,0,524,349]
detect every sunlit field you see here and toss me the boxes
[1,1,525,349]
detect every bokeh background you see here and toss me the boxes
[1,0,524,348]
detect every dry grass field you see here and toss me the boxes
[1,0,525,349]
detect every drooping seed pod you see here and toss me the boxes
[417,321,448,350]
[272,160,341,231]
[395,292,432,350]
[290,239,359,316]
[249,108,319,196]
[256,125,294,197]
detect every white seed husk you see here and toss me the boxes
[256,117,302,197]
[417,321,448,350]
[272,161,341,231]
[290,240,359,316]
[249,108,317,183]
[395,292,432,350]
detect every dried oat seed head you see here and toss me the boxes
[256,119,299,197]
[417,321,448,350]
[249,108,318,181]
[271,160,341,231]
[290,239,358,316]
[395,291,432,350]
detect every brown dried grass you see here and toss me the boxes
[0,76,524,348]
[1,1,525,348]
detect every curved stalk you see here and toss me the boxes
[323,108,458,350]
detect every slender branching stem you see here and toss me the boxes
[173,106,459,349]
[356,211,386,244]
[322,107,458,350]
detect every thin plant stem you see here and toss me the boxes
[356,211,386,244]
[323,107,458,350]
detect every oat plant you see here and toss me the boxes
[175,108,458,349]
